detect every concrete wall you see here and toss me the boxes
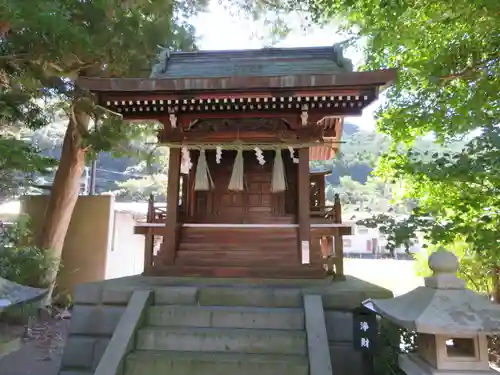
[106,211,144,279]
[21,195,114,297]
[325,310,363,374]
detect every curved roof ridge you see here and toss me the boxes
[152,44,353,79]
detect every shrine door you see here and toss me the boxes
[199,150,284,223]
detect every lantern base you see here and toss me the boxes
[399,353,497,375]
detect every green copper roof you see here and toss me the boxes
[151,45,353,79]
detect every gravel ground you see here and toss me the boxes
[0,313,69,375]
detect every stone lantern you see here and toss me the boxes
[0,277,47,358]
[363,249,500,375]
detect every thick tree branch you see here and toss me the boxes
[439,52,500,83]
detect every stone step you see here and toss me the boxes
[148,305,304,330]
[151,285,305,307]
[195,285,303,307]
[136,326,307,355]
[150,265,325,279]
[125,350,309,375]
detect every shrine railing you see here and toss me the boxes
[310,194,342,222]
[310,205,338,221]
[146,195,166,223]
[309,194,345,277]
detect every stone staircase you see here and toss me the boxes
[123,290,309,375]
[60,280,389,375]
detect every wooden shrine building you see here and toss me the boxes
[77,46,396,279]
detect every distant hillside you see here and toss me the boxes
[29,121,151,194]
[341,120,360,136]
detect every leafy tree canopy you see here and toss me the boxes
[300,0,500,258]
[0,0,211,296]
[0,0,206,148]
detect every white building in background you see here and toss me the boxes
[341,220,424,258]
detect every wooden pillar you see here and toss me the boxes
[333,194,344,278]
[180,174,188,221]
[143,195,154,271]
[158,148,181,266]
[188,165,196,219]
[333,228,344,278]
[297,148,311,264]
[334,193,342,223]
[318,176,326,208]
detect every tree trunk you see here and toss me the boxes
[37,109,89,302]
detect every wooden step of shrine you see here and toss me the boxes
[147,265,326,279]
[180,227,298,242]
[177,226,307,270]
[179,238,298,247]
[177,242,298,252]
[175,255,299,267]
[171,226,325,277]
[175,249,322,265]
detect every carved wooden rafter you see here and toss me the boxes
[158,117,325,144]
[158,126,324,144]
[177,113,301,129]
[168,107,177,128]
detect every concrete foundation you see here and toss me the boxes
[59,275,392,375]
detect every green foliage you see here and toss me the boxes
[0,137,56,202]
[414,240,493,296]
[114,174,167,201]
[378,128,500,257]
[0,0,207,162]
[299,0,500,260]
[0,91,49,131]
[0,45,57,200]
[1,0,204,78]
[313,124,464,220]
[0,215,59,288]
[358,214,424,256]
[109,138,169,199]
[373,319,417,375]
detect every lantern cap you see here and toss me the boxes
[363,249,500,335]
[425,248,465,289]
[428,248,459,274]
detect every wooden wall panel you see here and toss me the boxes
[191,150,296,224]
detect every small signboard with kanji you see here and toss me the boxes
[352,305,377,352]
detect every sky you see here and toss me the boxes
[191,1,380,131]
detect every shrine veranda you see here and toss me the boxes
[77,46,396,279]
